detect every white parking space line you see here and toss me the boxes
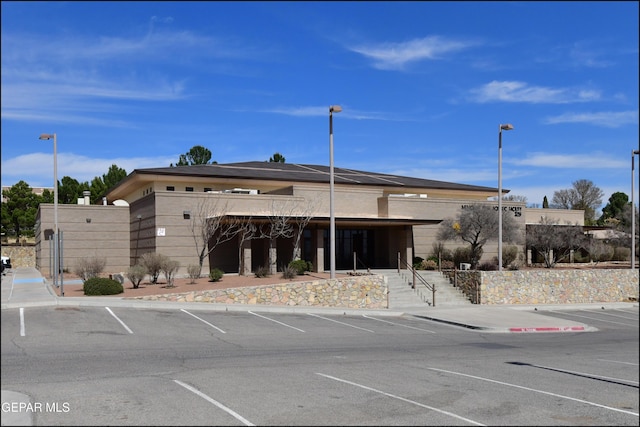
[316,373,485,426]
[19,307,25,337]
[174,379,255,426]
[105,307,134,334]
[591,310,639,320]
[550,310,635,326]
[597,358,639,366]
[362,314,436,333]
[181,309,226,334]
[427,367,639,417]
[248,311,305,332]
[307,313,375,333]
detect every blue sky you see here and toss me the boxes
[1,1,638,211]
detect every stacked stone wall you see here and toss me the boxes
[128,275,388,309]
[444,269,638,305]
[1,245,36,268]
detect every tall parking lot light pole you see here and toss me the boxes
[498,124,513,272]
[329,105,342,279]
[39,133,61,296]
[633,150,636,269]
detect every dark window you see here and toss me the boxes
[204,187,212,192]
[166,186,175,191]
[186,187,194,192]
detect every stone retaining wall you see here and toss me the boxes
[127,275,389,309]
[1,245,36,268]
[444,269,638,305]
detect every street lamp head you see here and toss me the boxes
[633,150,640,155]
[329,105,342,113]
[500,124,514,131]
[39,133,55,140]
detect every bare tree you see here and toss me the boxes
[235,216,257,276]
[526,217,587,268]
[190,198,242,276]
[259,200,296,274]
[552,179,604,225]
[437,203,522,269]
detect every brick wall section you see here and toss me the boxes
[445,269,639,305]
[1,245,36,268]
[127,275,389,309]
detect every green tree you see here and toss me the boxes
[58,176,90,204]
[552,179,604,225]
[1,181,41,242]
[599,191,629,225]
[91,164,127,203]
[542,195,549,208]
[269,152,286,163]
[173,145,214,166]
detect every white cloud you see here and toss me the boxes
[512,152,627,169]
[347,36,477,70]
[468,80,601,104]
[543,111,639,128]
[1,153,177,188]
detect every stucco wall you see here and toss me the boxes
[126,274,388,309]
[444,269,639,305]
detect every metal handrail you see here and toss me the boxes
[397,253,436,307]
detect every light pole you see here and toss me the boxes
[633,149,639,270]
[329,105,342,279]
[39,133,61,296]
[498,123,513,271]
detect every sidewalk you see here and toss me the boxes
[4,267,634,333]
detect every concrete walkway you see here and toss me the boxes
[3,267,635,333]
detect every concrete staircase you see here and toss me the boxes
[373,269,472,309]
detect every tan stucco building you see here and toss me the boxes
[35,161,584,277]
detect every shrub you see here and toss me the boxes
[126,264,147,289]
[612,246,630,262]
[440,260,454,270]
[140,252,168,284]
[187,264,201,284]
[288,259,312,275]
[254,265,269,278]
[412,256,424,269]
[83,277,123,296]
[478,262,497,271]
[501,246,519,269]
[73,256,107,281]
[281,266,297,279]
[161,259,180,287]
[209,268,224,282]
[453,247,472,267]
[419,259,438,270]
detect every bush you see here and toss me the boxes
[478,262,497,271]
[612,246,630,262]
[254,265,269,278]
[140,252,168,284]
[74,256,107,281]
[412,256,424,269]
[453,247,472,267]
[419,259,438,270]
[288,259,312,275]
[126,264,147,289]
[501,246,519,269]
[440,260,454,270]
[187,264,201,284]
[162,259,180,287]
[281,266,297,279]
[209,268,224,282]
[83,277,123,296]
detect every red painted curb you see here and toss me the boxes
[509,326,586,332]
